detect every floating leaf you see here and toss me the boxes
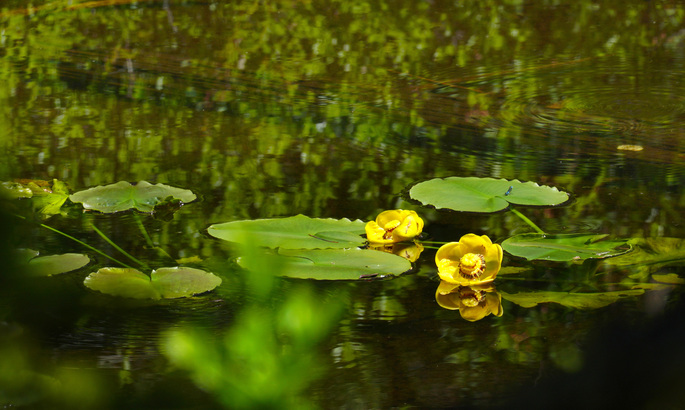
[32,181,70,217]
[1,181,34,198]
[207,215,366,249]
[501,233,631,261]
[13,248,40,264]
[85,267,161,299]
[69,181,196,213]
[22,253,90,276]
[238,248,412,280]
[409,177,569,213]
[500,289,644,309]
[151,267,223,298]
[84,266,221,299]
[2,179,70,216]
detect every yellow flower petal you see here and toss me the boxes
[366,209,424,244]
[435,234,502,286]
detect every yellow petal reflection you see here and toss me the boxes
[435,282,503,322]
[365,209,424,244]
[368,242,424,262]
[435,234,502,286]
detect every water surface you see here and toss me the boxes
[1,0,685,408]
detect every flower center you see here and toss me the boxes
[382,220,401,239]
[458,253,486,280]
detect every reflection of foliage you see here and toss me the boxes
[1,0,685,408]
[500,289,644,309]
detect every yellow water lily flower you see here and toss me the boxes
[365,210,424,244]
[435,282,503,322]
[435,233,503,285]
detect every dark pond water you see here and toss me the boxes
[2,0,685,408]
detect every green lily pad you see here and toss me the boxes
[207,215,366,249]
[1,181,34,198]
[13,248,40,264]
[409,177,570,213]
[32,180,70,217]
[152,267,223,298]
[238,248,412,280]
[69,181,196,213]
[501,233,632,261]
[500,289,644,309]
[84,266,222,299]
[23,253,91,276]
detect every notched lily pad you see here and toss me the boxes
[501,233,632,261]
[69,181,196,213]
[84,266,221,300]
[408,177,570,213]
[500,289,644,309]
[238,248,412,280]
[207,214,366,249]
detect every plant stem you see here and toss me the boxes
[133,213,155,248]
[12,214,136,269]
[133,213,175,261]
[509,207,545,234]
[90,223,150,271]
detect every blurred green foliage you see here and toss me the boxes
[163,243,346,408]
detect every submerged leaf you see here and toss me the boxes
[207,215,366,249]
[84,266,221,299]
[238,248,412,280]
[501,233,631,261]
[69,181,196,213]
[500,289,644,309]
[409,177,569,213]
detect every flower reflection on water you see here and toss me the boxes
[367,241,424,262]
[436,281,503,322]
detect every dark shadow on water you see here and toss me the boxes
[502,295,685,409]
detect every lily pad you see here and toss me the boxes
[238,248,412,280]
[501,233,632,261]
[23,253,91,277]
[1,181,34,198]
[152,267,223,298]
[408,177,570,213]
[84,266,222,299]
[69,181,196,213]
[500,289,644,309]
[32,180,70,217]
[207,215,366,249]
